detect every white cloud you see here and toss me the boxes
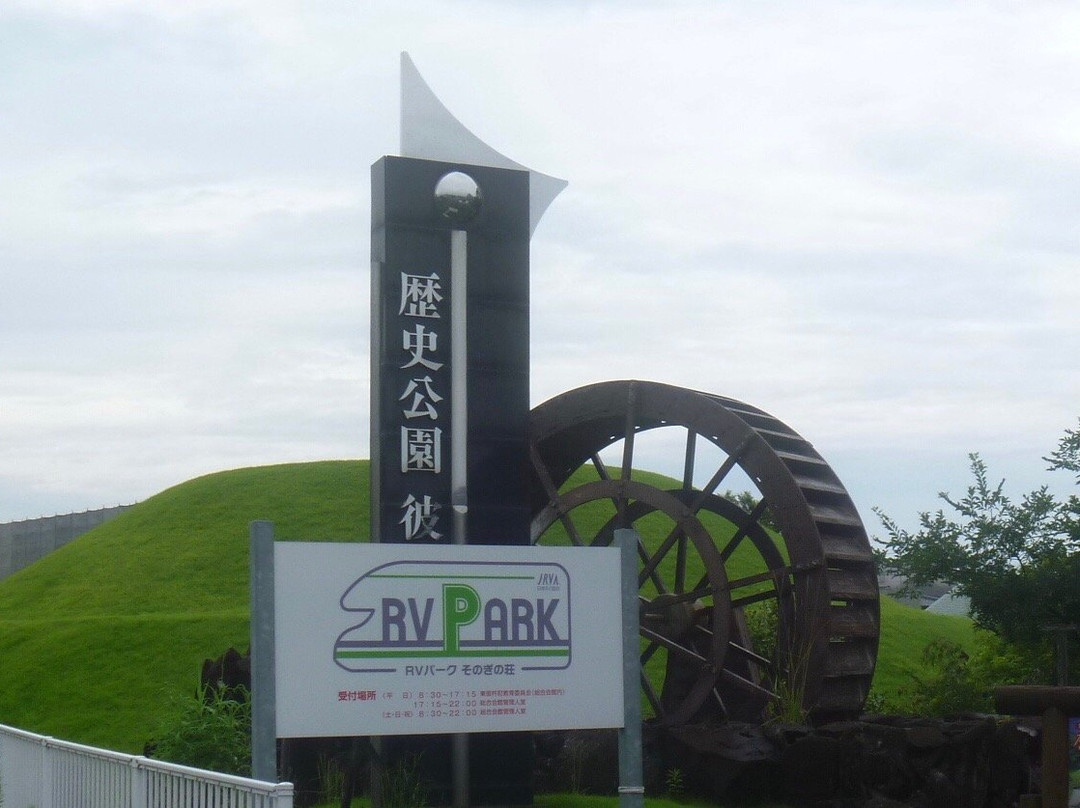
[1,1,1078,533]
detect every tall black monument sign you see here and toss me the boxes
[370,156,531,547]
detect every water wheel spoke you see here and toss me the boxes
[707,685,729,718]
[681,429,696,489]
[687,570,711,601]
[640,626,709,666]
[719,499,770,563]
[685,564,786,610]
[725,568,788,594]
[690,614,774,677]
[590,452,612,482]
[588,451,627,538]
[529,441,560,501]
[640,637,662,666]
[674,535,689,593]
[719,666,781,701]
[637,524,685,591]
[641,586,712,612]
[636,535,670,595]
[620,384,638,483]
[559,523,586,546]
[696,455,737,500]
[543,502,586,547]
[726,639,776,676]
[529,443,588,546]
[689,434,752,508]
[730,589,782,610]
[595,500,673,592]
[641,670,664,717]
[676,431,696,590]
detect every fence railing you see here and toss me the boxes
[0,724,293,808]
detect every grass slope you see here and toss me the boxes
[0,460,974,753]
[871,594,977,703]
[0,461,367,751]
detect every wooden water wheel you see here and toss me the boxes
[527,380,879,724]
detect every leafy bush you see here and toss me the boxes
[151,684,251,776]
[744,601,778,656]
[895,631,1040,715]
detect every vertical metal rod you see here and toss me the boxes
[1056,631,1069,686]
[450,228,468,541]
[1043,705,1069,808]
[1043,625,1074,686]
[450,228,470,808]
[250,520,277,783]
[616,528,644,808]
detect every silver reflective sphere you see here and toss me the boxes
[434,171,482,224]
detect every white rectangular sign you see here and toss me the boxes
[274,542,623,737]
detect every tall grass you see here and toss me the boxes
[151,685,252,776]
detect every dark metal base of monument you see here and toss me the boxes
[470,734,534,806]
[527,380,881,725]
[379,733,533,807]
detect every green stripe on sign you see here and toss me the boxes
[335,648,570,660]
[370,574,534,580]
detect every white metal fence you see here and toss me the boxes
[0,724,293,808]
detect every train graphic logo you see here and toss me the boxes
[334,559,572,673]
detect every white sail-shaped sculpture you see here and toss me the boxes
[400,52,567,236]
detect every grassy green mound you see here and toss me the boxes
[0,460,975,754]
[0,461,367,751]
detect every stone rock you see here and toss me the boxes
[642,714,1035,808]
[780,734,845,801]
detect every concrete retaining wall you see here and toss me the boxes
[0,505,132,582]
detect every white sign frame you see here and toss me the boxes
[271,542,623,738]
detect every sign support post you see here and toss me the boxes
[250,520,277,783]
[450,226,469,808]
[616,528,644,808]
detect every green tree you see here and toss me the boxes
[876,420,1080,656]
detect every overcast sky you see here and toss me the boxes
[2,1,1078,536]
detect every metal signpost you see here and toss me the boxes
[250,520,277,784]
[616,529,644,808]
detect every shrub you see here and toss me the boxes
[898,631,1040,715]
[151,684,251,776]
[663,766,685,799]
